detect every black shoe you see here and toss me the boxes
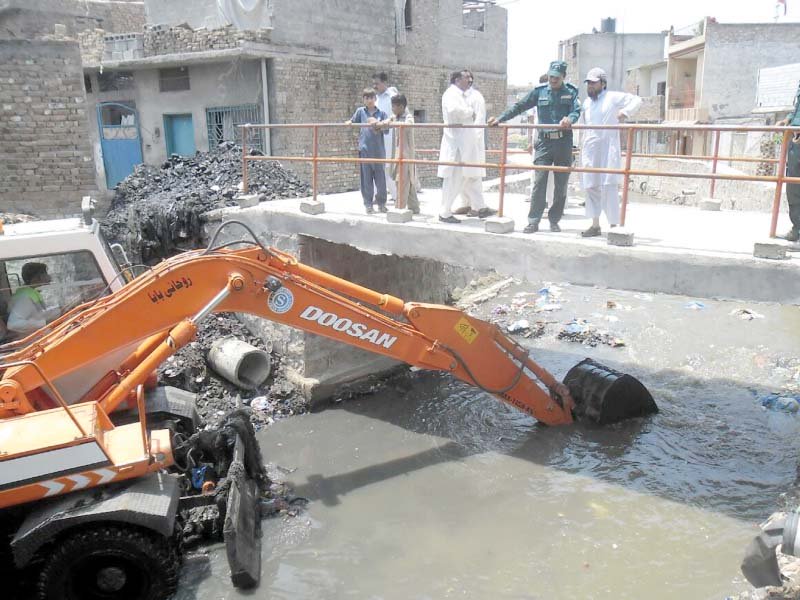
[549,222,561,232]
[783,228,800,242]
[523,220,539,234]
[581,225,601,238]
[377,204,388,213]
[411,208,420,215]
[365,206,374,214]
[478,207,497,219]
[439,215,460,224]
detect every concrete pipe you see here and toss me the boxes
[207,338,271,390]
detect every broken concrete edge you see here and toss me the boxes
[281,364,409,409]
[235,194,259,209]
[300,200,326,215]
[754,241,790,260]
[484,216,515,234]
[607,228,634,247]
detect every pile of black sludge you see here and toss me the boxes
[101,142,310,263]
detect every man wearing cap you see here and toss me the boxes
[776,79,800,242]
[578,67,642,237]
[488,60,581,233]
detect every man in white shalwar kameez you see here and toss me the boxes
[452,71,495,218]
[579,67,642,237]
[438,70,493,223]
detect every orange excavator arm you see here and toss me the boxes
[0,223,579,426]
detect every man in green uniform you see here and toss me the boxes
[489,60,581,233]
[777,80,800,242]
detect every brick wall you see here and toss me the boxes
[0,0,144,39]
[142,24,272,57]
[269,58,507,193]
[0,40,97,216]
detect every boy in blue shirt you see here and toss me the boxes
[347,88,389,214]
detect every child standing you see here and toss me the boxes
[346,88,389,214]
[385,94,419,214]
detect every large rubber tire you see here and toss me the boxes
[36,525,180,600]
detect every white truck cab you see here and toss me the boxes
[0,198,126,342]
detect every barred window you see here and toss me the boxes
[98,71,134,92]
[159,67,190,93]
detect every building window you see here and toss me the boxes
[413,109,427,123]
[404,0,412,29]
[462,4,486,32]
[656,81,666,96]
[571,42,578,58]
[84,75,93,94]
[98,71,134,92]
[159,67,190,92]
[206,104,264,152]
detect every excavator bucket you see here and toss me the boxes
[563,358,658,425]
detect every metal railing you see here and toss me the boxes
[241,122,800,238]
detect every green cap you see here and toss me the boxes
[548,60,567,77]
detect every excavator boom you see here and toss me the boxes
[0,222,657,511]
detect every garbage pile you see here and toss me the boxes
[157,313,306,430]
[101,142,310,263]
[0,212,38,224]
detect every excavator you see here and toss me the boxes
[0,216,657,600]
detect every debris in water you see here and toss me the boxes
[492,304,511,316]
[558,319,625,348]
[730,308,765,321]
[507,319,530,333]
[760,393,800,413]
[157,313,305,429]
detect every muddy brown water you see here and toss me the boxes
[177,283,800,599]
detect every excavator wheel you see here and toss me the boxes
[36,524,180,600]
[563,358,658,425]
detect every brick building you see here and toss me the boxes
[2,0,508,215]
[85,0,508,196]
[0,0,145,216]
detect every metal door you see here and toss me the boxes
[96,102,143,189]
[164,114,196,157]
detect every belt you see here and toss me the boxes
[540,130,570,140]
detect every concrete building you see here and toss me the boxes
[664,17,800,157]
[558,18,666,100]
[83,0,508,201]
[2,0,508,215]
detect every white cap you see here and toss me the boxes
[584,67,607,83]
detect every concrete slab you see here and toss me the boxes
[300,200,325,215]
[607,228,634,247]
[387,209,413,223]
[754,241,789,260]
[210,187,800,303]
[485,216,515,234]
[700,198,723,211]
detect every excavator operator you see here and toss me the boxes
[6,262,54,337]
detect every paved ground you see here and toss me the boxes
[285,186,798,260]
